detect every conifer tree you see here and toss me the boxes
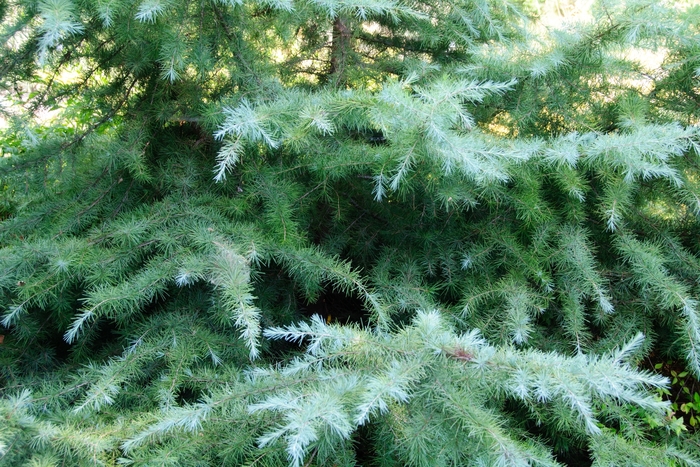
[2,0,700,465]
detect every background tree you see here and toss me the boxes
[1,0,700,465]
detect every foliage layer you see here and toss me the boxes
[2,0,700,465]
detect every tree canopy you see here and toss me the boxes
[2,0,700,465]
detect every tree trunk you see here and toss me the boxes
[329,16,351,87]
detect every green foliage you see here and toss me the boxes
[2,0,700,465]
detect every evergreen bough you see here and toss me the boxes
[1,0,700,465]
